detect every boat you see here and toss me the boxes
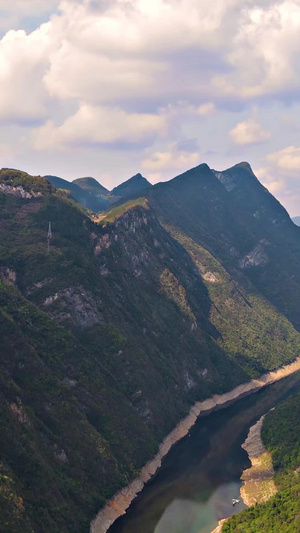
[232,499,240,506]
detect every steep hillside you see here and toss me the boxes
[1,166,300,532]
[144,162,300,330]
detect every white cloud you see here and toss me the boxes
[0,0,300,216]
[255,167,285,193]
[229,118,270,145]
[255,150,300,217]
[197,103,215,115]
[42,0,236,106]
[33,104,166,149]
[1,0,300,129]
[267,146,300,174]
[0,26,51,123]
[0,0,58,13]
[227,1,300,99]
[142,145,200,180]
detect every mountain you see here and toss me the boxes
[292,216,300,226]
[111,173,152,198]
[45,174,152,212]
[72,177,108,196]
[44,175,109,211]
[1,164,300,532]
[143,162,300,329]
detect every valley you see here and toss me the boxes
[1,162,300,533]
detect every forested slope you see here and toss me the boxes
[1,165,300,532]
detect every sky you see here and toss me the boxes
[1,0,300,215]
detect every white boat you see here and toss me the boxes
[232,498,240,506]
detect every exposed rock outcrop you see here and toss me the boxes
[240,413,277,506]
[41,286,102,328]
[0,183,42,198]
[0,267,16,286]
[239,240,269,269]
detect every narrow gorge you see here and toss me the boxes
[92,358,300,533]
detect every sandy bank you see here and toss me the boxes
[210,518,229,533]
[91,356,300,533]
[240,413,277,507]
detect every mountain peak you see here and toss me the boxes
[73,177,108,195]
[229,161,254,173]
[213,161,259,193]
[44,174,110,211]
[214,162,291,226]
[111,173,152,198]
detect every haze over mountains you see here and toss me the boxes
[1,162,300,532]
[45,173,153,212]
[292,216,300,226]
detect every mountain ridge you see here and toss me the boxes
[111,173,152,198]
[72,177,109,195]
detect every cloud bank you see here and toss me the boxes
[0,0,300,213]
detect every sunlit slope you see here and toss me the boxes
[145,162,300,330]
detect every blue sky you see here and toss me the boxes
[1,0,300,215]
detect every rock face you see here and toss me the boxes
[1,163,300,533]
[41,286,103,328]
[240,414,277,507]
[239,240,269,269]
[0,183,42,198]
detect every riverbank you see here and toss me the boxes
[211,518,228,533]
[240,413,277,506]
[90,356,300,533]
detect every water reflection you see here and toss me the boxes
[109,372,300,533]
[154,482,245,533]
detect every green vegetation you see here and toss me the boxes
[0,179,247,532]
[0,281,158,533]
[159,268,196,322]
[1,164,300,532]
[44,174,110,212]
[101,197,149,223]
[146,162,300,331]
[166,228,300,375]
[0,168,54,194]
[223,389,300,533]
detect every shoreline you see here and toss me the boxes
[210,518,229,533]
[240,413,277,507]
[91,356,300,533]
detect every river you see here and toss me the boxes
[108,371,300,533]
